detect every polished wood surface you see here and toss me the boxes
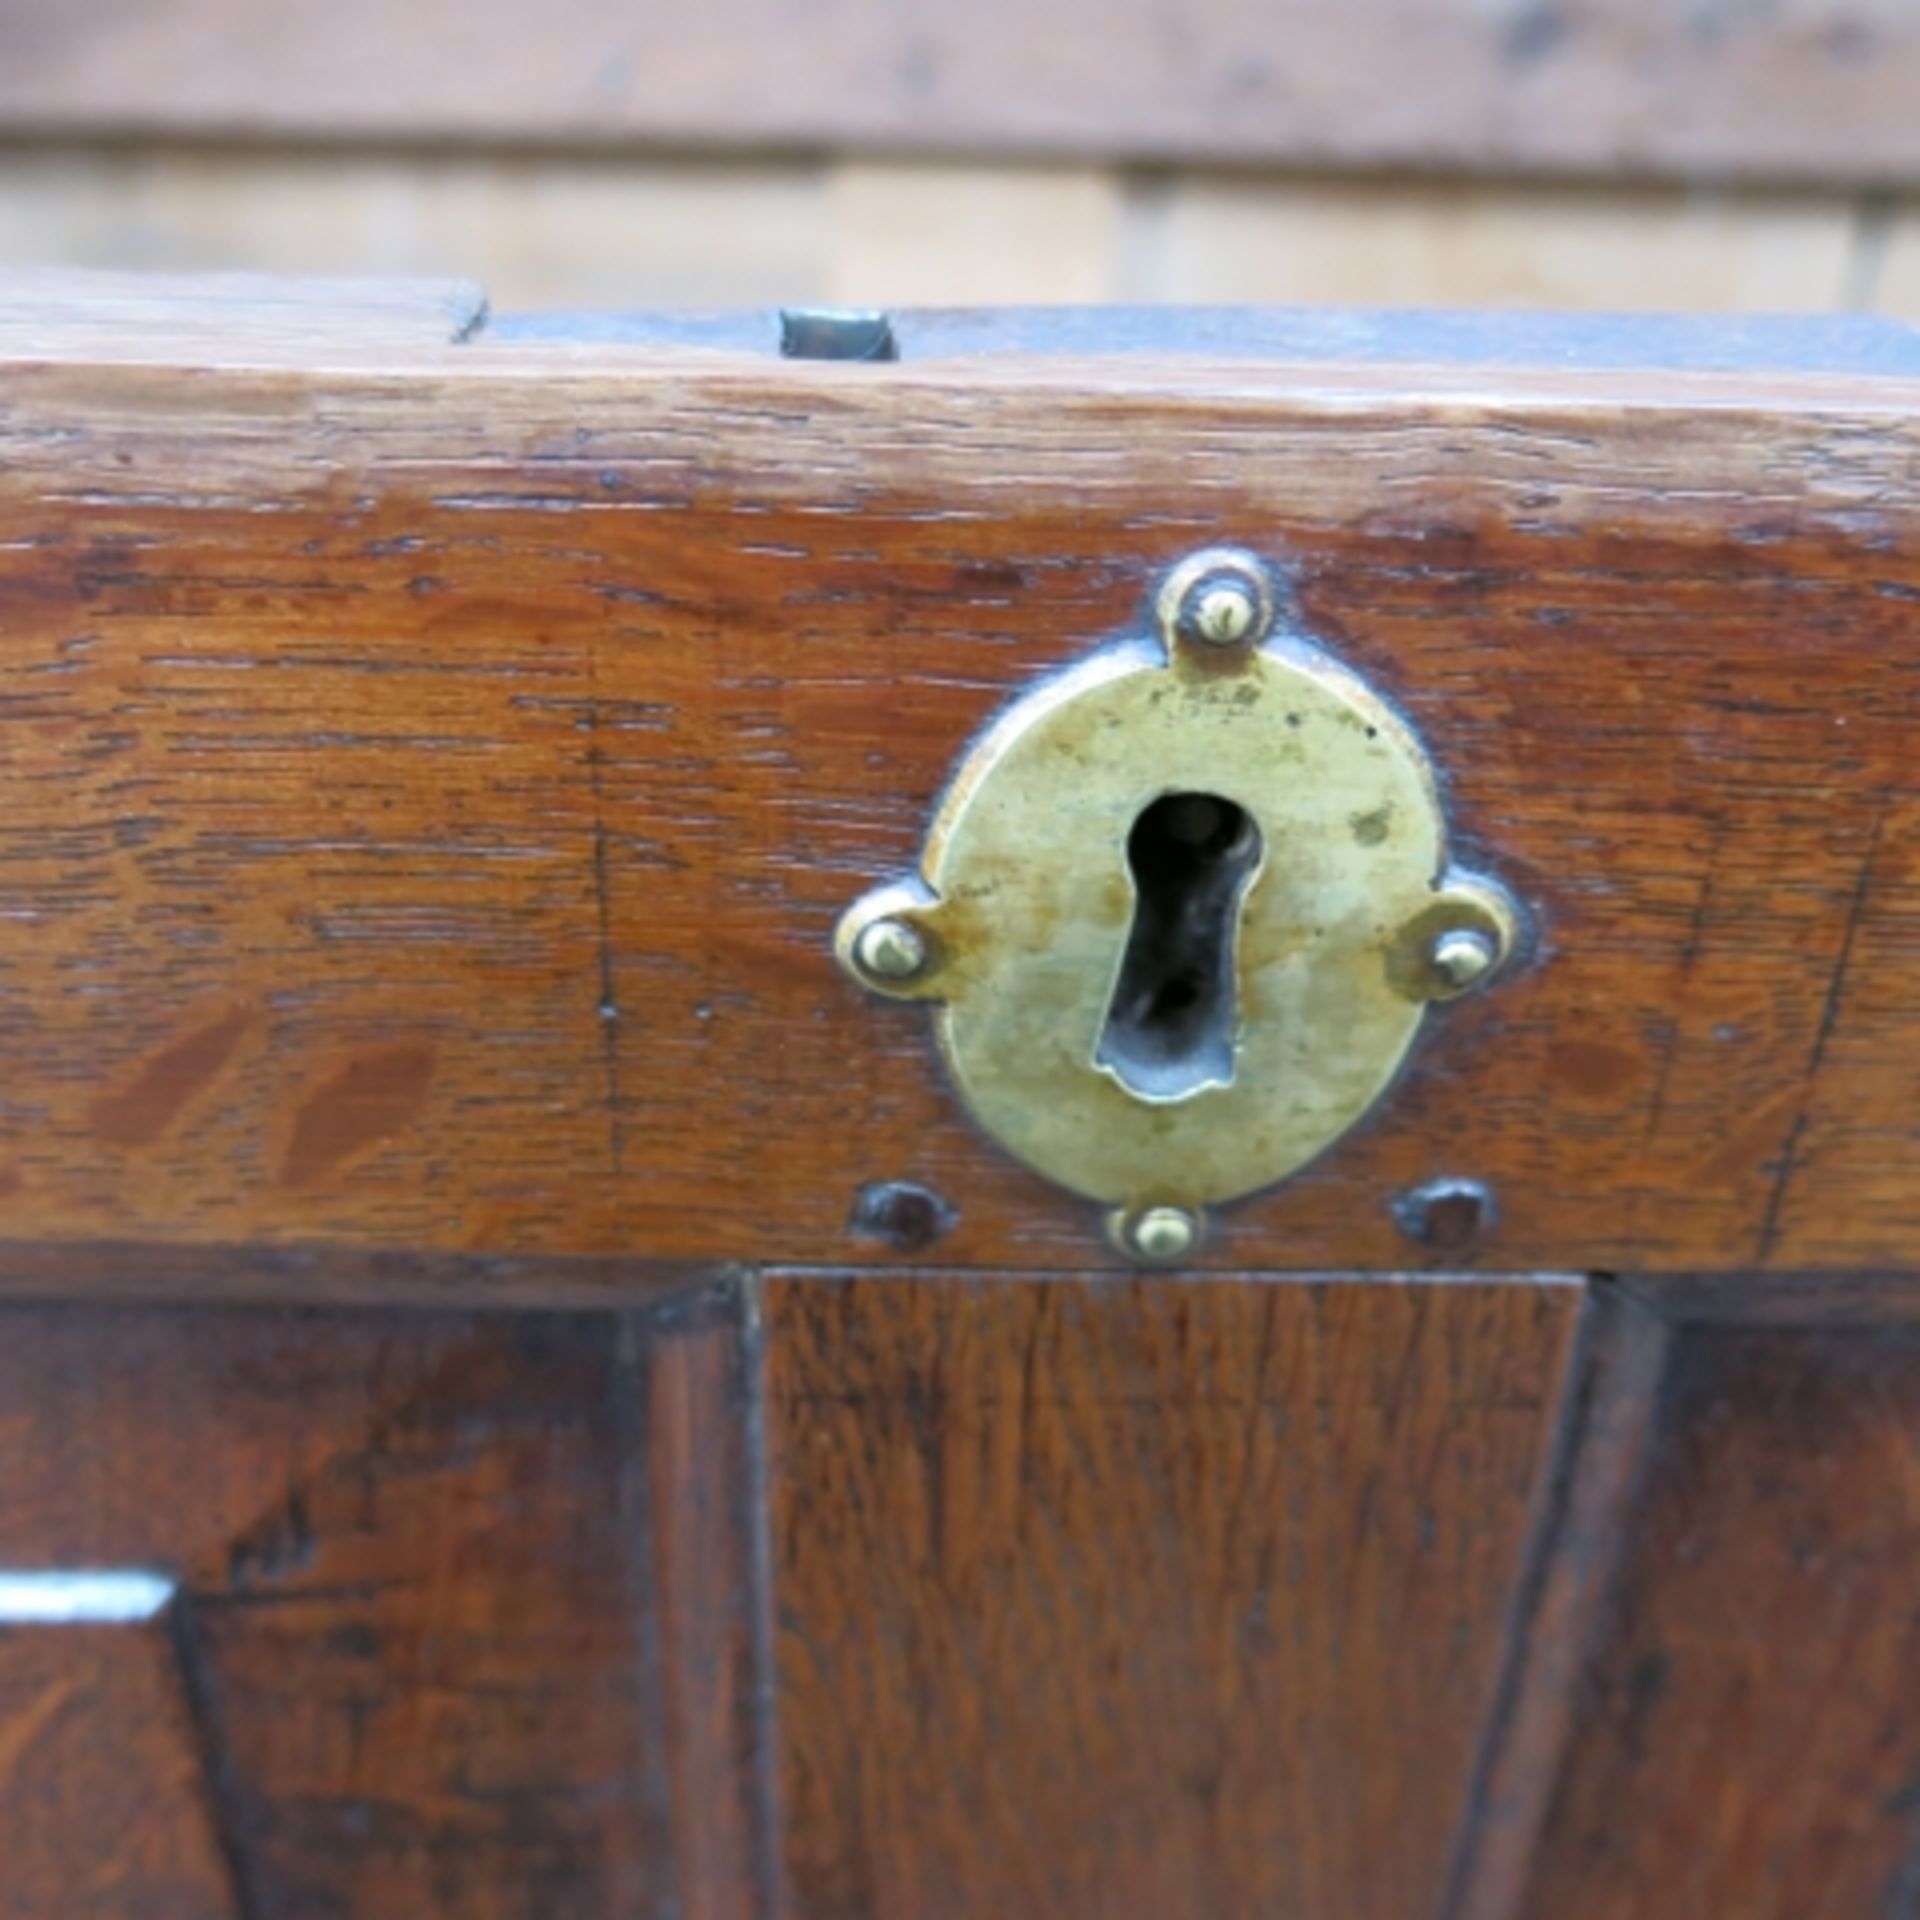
[6,278,1920,1275]
[765,1273,1581,1920]
[0,1621,239,1918]
[3,0,1917,185]
[8,1275,1920,1918]
[0,1285,769,1919]
[1489,1313,1920,1920]
[1441,1287,1676,1920]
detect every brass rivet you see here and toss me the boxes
[1188,580,1259,647]
[1431,927,1499,992]
[1125,1205,1200,1263]
[853,917,928,982]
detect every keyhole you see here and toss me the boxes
[1095,792,1263,1101]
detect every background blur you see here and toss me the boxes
[4,0,1920,318]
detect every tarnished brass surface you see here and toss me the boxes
[837,550,1520,1235]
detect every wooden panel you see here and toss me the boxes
[646,1285,778,1920]
[4,1,1920,184]
[185,1316,664,1918]
[764,1272,1582,1920]
[1478,1316,1920,1920]
[1441,1286,1673,1919]
[0,1283,770,1918]
[10,284,1920,1276]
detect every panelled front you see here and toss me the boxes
[3,1274,1920,1918]
[0,1272,1589,1920]
[764,1274,1581,1920]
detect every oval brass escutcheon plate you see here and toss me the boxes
[835,548,1522,1259]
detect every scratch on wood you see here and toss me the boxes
[1627,819,1726,1264]
[1756,802,1886,1264]
[587,683,626,1179]
[0,1674,77,1789]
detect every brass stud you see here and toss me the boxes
[1430,927,1499,993]
[853,916,929,982]
[1123,1205,1201,1263]
[1189,580,1259,646]
[1158,548,1277,657]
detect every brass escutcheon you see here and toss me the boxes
[836,548,1523,1258]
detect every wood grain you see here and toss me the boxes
[9,280,1920,1277]
[0,1619,241,1919]
[1495,1318,1920,1920]
[763,1271,1583,1920]
[0,1239,718,1308]
[0,1282,771,1918]
[1442,1286,1673,1920]
[3,0,1920,184]
[644,1283,777,1920]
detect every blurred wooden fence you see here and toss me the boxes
[3,0,1918,313]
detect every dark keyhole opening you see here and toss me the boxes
[1095,792,1263,1101]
